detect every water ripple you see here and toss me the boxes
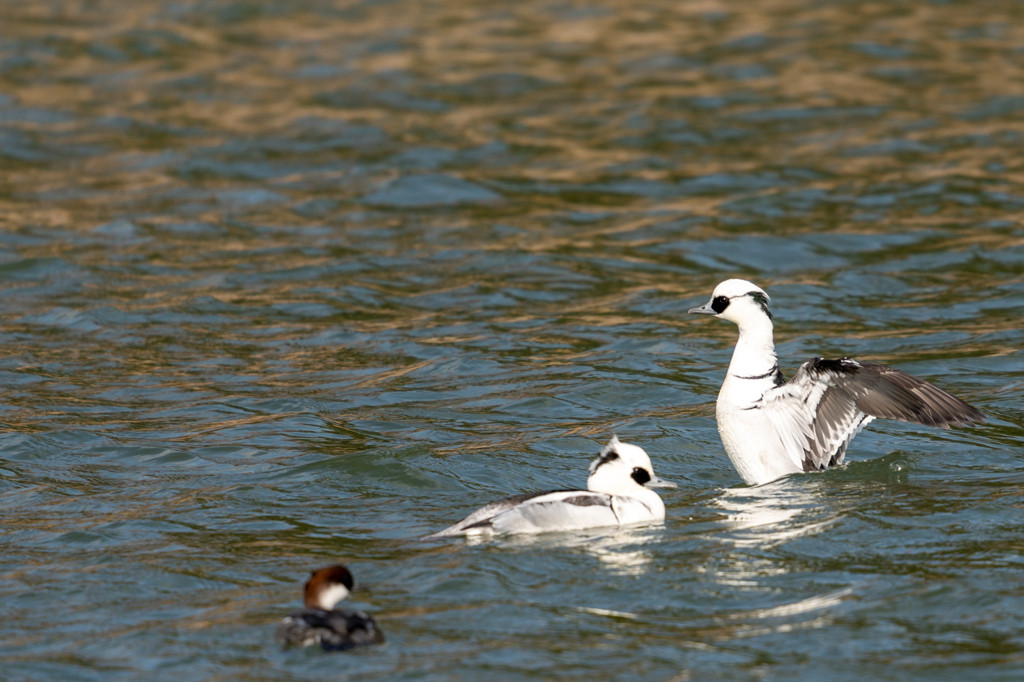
[2,0,1024,680]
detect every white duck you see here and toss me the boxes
[689,279,984,486]
[425,436,676,538]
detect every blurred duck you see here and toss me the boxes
[275,564,385,651]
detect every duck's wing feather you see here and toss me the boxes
[425,490,619,538]
[759,358,984,473]
[275,607,385,650]
[423,490,566,538]
[487,490,620,534]
[318,609,385,650]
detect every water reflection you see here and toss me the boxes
[712,481,838,549]
[699,481,839,593]
[724,586,856,641]
[482,525,664,576]
[701,483,856,639]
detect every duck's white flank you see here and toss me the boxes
[689,279,984,486]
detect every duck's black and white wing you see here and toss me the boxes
[276,607,385,651]
[758,358,985,472]
[424,490,620,538]
[490,490,622,534]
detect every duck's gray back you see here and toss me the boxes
[275,607,385,651]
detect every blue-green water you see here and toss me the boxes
[2,1,1023,680]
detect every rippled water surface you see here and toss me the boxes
[2,0,1024,679]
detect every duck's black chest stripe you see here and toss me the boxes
[732,363,780,381]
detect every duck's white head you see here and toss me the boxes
[586,436,676,496]
[303,564,354,611]
[688,279,772,328]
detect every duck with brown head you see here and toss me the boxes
[275,564,385,651]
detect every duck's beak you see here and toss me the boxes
[688,301,716,315]
[645,475,678,489]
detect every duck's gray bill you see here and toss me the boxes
[688,303,716,315]
[645,476,678,489]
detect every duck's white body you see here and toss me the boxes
[425,437,674,538]
[718,382,808,486]
[690,279,984,486]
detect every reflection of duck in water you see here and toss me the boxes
[689,279,985,486]
[425,436,676,538]
[713,482,837,549]
[485,525,665,576]
[275,565,385,651]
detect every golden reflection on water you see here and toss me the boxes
[1,0,1023,238]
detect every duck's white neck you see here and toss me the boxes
[726,314,777,379]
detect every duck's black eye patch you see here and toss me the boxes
[631,467,651,485]
[711,296,730,314]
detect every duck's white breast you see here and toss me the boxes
[717,376,804,485]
